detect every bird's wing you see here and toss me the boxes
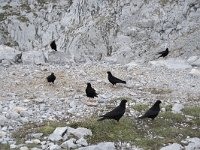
[103,106,124,117]
[112,76,125,83]
[157,51,165,54]
[143,109,158,117]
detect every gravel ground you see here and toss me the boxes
[0,61,200,149]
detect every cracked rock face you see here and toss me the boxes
[1,0,200,64]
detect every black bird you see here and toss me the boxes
[98,99,127,122]
[50,40,57,51]
[47,73,56,84]
[86,83,98,98]
[138,100,161,120]
[107,71,126,85]
[157,48,169,58]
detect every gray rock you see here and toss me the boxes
[189,68,200,76]
[68,127,92,139]
[48,127,68,141]
[0,115,8,126]
[48,51,70,65]
[0,131,6,137]
[10,144,17,149]
[20,146,29,150]
[60,138,77,149]
[1,59,12,67]
[185,138,200,150]
[6,111,20,120]
[78,142,115,150]
[22,51,46,65]
[0,45,21,63]
[30,148,42,150]
[31,133,43,139]
[149,58,192,70]
[48,134,62,142]
[32,139,41,144]
[160,143,183,150]
[172,104,184,114]
[76,137,88,146]
[49,144,61,150]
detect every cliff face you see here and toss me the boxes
[0,0,200,64]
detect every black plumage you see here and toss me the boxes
[86,83,98,98]
[107,71,126,85]
[157,48,169,58]
[47,73,56,84]
[98,99,127,122]
[138,100,161,120]
[50,40,57,51]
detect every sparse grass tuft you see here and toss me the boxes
[17,16,29,23]
[69,117,142,144]
[0,144,10,150]
[132,104,149,112]
[182,106,200,117]
[12,120,67,144]
[160,0,170,6]
[147,88,172,95]
[116,97,132,101]
[11,106,200,149]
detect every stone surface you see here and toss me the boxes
[60,138,77,149]
[20,146,29,150]
[172,104,184,114]
[160,143,183,150]
[68,127,92,139]
[185,138,200,150]
[78,142,116,150]
[1,0,200,64]
[49,144,61,150]
[22,51,46,65]
[76,137,88,146]
[48,127,67,141]
[0,45,21,63]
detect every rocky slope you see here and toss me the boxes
[0,0,200,64]
[0,0,200,149]
[0,61,200,149]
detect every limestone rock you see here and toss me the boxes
[22,51,46,65]
[160,143,183,150]
[68,127,92,139]
[0,45,21,63]
[78,142,115,150]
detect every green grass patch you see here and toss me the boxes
[11,106,200,149]
[147,88,172,95]
[0,144,10,150]
[12,120,67,144]
[182,106,200,117]
[70,117,144,144]
[160,0,170,6]
[132,104,149,112]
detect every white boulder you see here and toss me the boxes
[22,51,46,65]
[0,45,21,63]
[160,143,183,150]
[78,142,115,150]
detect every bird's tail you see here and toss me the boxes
[95,93,98,97]
[120,80,126,84]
